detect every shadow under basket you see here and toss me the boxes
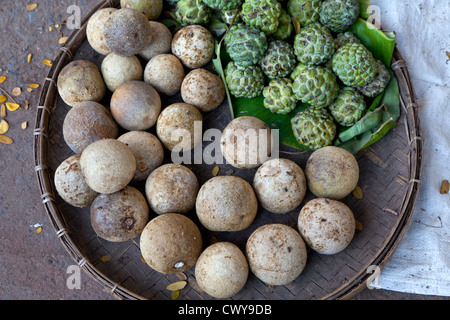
[33,0,423,300]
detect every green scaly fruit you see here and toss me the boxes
[332,42,377,87]
[287,0,323,27]
[291,107,336,150]
[225,62,265,98]
[293,23,335,65]
[290,63,309,81]
[319,0,360,33]
[334,31,361,49]
[356,60,392,97]
[175,0,212,26]
[203,0,243,10]
[242,0,282,35]
[328,87,366,126]
[218,8,242,25]
[260,40,297,79]
[271,9,294,41]
[263,78,298,115]
[292,64,340,108]
[223,23,268,68]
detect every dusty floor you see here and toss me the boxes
[0,0,447,300]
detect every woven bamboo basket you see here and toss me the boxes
[33,0,423,300]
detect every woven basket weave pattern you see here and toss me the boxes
[33,0,423,300]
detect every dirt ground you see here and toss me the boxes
[0,0,447,300]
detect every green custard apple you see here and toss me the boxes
[328,87,366,126]
[332,42,377,87]
[242,0,282,35]
[287,0,323,27]
[292,64,339,108]
[260,40,297,79]
[319,0,360,33]
[293,22,335,65]
[225,61,265,98]
[224,23,268,68]
[356,59,392,97]
[175,0,212,26]
[291,107,336,150]
[263,78,298,115]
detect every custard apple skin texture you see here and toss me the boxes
[263,78,297,115]
[242,0,282,35]
[294,23,335,66]
[357,59,391,97]
[260,40,297,79]
[292,64,339,108]
[224,23,268,69]
[203,0,243,10]
[319,0,360,33]
[175,0,212,26]
[271,8,294,41]
[225,62,265,98]
[328,87,366,126]
[287,0,323,27]
[332,42,377,87]
[291,107,336,150]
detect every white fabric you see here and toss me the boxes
[369,0,450,296]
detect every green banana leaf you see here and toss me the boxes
[213,1,400,154]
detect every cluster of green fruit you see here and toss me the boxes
[171,0,392,150]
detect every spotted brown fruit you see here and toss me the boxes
[246,224,307,285]
[54,155,98,208]
[195,242,248,298]
[140,213,203,274]
[145,164,199,215]
[103,8,151,56]
[298,198,355,254]
[63,101,119,154]
[57,60,106,107]
[305,146,359,200]
[196,176,258,231]
[91,186,149,242]
[171,25,214,69]
[180,68,225,112]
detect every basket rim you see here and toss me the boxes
[33,0,424,300]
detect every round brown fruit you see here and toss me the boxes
[171,25,214,69]
[195,242,249,299]
[195,176,257,232]
[298,198,355,255]
[86,8,117,55]
[103,8,151,56]
[101,53,143,92]
[80,139,136,194]
[57,60,105,107]
[143,54,185,96]
[253,158,306,214]
[138,21,173,60]
[156,102,203,151]
[63,101,119,154]
[145,164,199,215]
[246,224,307,286]
[305,146,359,200]
[110,80,161,131]
[220,116,272,169]
[181,68,225,112]
[140,213,203,274]
[117,131,164,182]
[54,155,98,208]
[90,186,149,242]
